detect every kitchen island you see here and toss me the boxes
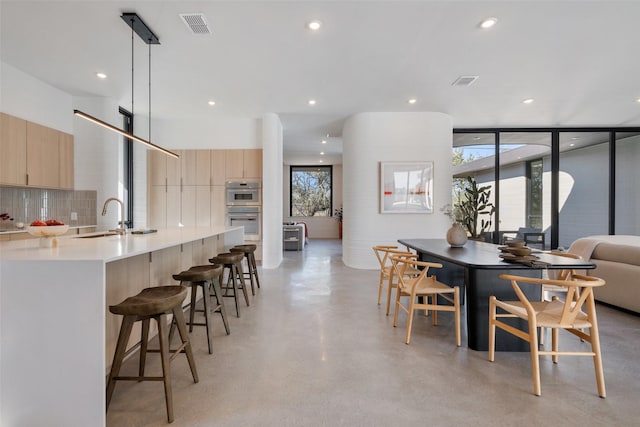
[0,226,243,427]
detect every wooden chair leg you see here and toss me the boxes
[139,318,150,378]
[529,321,541,396]
[106,315,135,409]
[201,281,214,354]
[488,297,496,362]
[393,291,402,327]
[172,306,199,383]
[405,297,416,344]
[385,272,394,315]
[188,282,197,332]
[454,288,461,347]
[552,328,559,364]
[587,304,606,398]
[211,276,231,335]
[377,272,384,305]
[156,314,174,423]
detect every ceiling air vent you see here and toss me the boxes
[179,13,212,35]
[452,76,479,86]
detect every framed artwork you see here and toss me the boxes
[380,161,433,214]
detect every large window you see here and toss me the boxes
[290,166,332,217]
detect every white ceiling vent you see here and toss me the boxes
[452,76,479,86]
[179,13,212,35]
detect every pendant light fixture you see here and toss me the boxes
[74,13,178,159]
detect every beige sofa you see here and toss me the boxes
[569,235,640,313]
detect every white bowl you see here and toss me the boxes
[27,224,69,238]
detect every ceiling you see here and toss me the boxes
[2,1,640,166]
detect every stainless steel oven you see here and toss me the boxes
[227,206,261,241]
[226,180,261,206]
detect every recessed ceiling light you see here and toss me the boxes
[522,98,534,104]
[569,143,576,147]
[479,18,498,29]
[408,98,417,104]
[320,152,325,155]
[307,20,322,31]
[321,140,327,144]
[473,136,481,140]
[207,100,216,106]
[96,72,107,79]
[636,98,640,103]
[319,159,323,163]
[308,99,316,106]
[571,136,580,140]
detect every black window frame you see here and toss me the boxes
[289,165,333,218]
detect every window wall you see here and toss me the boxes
[453,128,640,249]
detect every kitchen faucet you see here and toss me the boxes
[102,197,126,235]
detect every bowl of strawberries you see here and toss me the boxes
[27,219,69,238]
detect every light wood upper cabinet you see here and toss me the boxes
[58,131,74,189]
[211,150,226,185]
[26,121,60,188]
[181,150,198,186]
[224,149,262,179]
[0,113,74,190]
[195,150,211,186]
[243,149,262,179]
[148,150,167,186]
[0,113,27,186]
[225,150,244,179]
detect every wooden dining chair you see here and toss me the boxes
[489,273,606,397]
[390,255,461,346]
[372,246,420,315]
[541,251,582,344]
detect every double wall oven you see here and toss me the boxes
[226,180,261,241]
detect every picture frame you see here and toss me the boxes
[380,161,433,214]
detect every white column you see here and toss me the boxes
[261,113,283,268]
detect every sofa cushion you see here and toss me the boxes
[592,242,640,267]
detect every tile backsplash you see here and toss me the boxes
[0,187,96,231]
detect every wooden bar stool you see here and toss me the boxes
[230,244,261,295]
[210,252,250,317]
[106,285,198,423]
[172,265,230,354]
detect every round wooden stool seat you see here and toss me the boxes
[173,264,222,283]
[109,285,188,317]
[210,252,243,265]
[230,244,257,253]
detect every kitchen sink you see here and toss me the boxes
[76,232,120,239]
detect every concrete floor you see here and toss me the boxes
[107,239,640,426]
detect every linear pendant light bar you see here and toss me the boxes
[73,110,179,159]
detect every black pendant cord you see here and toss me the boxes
[131,20,134,122]
[148,41,151,142]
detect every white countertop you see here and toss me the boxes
[0,226,243,262]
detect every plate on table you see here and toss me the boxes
[499,253,539,263]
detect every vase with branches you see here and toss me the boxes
[455,176,495,239]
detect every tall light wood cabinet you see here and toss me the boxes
[148,148,261,230]
[0,113,27,186]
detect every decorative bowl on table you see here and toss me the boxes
[27,224,69,237]
[27,225,69,247]
[506,240,526,248]
[505,246,532,257]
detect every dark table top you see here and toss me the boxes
[399,238,596,270]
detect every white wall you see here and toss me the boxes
[0,61,73,133]
[282,164,343,239]
[342,112,453,269]
[151,116,260,149]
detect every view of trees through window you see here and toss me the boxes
[290,166,332,217]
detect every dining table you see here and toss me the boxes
[398,238,596,351]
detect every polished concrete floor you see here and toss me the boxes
[107,240,640,426]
